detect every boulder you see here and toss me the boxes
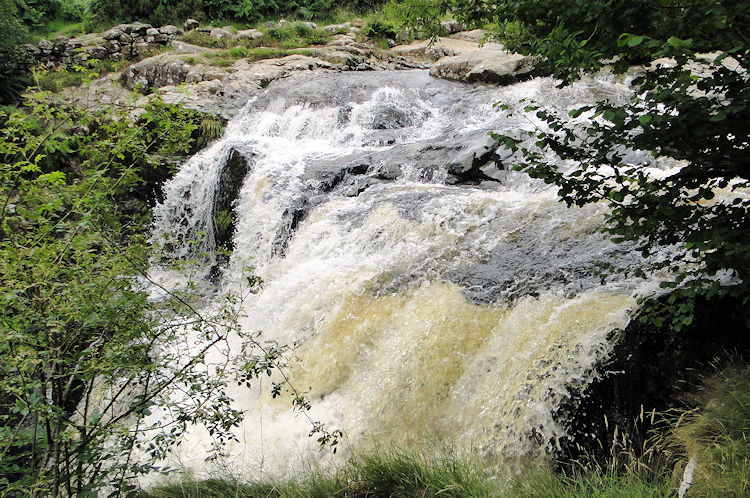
[159,25,181,36]
[146,27,160,36]
[235,29,263,40]
[440,20,462,34]
[102,28,122,40]
[391,37,481,61]
[430,48,536,84]
[184,19,200,31]
[121,55,193,92]
[303,21,318,30]
[323,23,350,33]
[87,45,109,59]
[121,22,151,34]
[38,38,53,53]
[450,29,487,42]
[210,28,233,40]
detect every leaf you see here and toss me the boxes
[639,114,652,125]
[627,35,644,47]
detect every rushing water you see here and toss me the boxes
[146,69,660,479]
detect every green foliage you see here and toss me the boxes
[90,0,386,27]
[0,92,340,494]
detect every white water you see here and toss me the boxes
[145,70,660,480]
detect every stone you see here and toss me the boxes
[153,34,169,43]
[391,37,480,61]
[159,25,181,36]
[303,22,317,30]
[38,38,53,53]
[121,55,193,92]
[323,23,349,34]
[429,48,535,84]
[102,28,122,40]
[440,20,461,34]
[235,29,263,40]
[210,28,233,40]
[104,40,121,53]
[121,22,151,34]
[88,45,109,59]
[146,27,160,36]
[184,19,199,31]
[132,42,151,57]
[450,29,487,42]
[278,19,289,27]
[119,33,133,43]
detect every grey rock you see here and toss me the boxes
[210,28,233,40]
[146,27,160,36]
[440,20,461,34]
[121,22,151,34]
[102,28,122,40]
[235,29,263,40]
[429,49,535,84]
[104,40,121,53]
[159,25,181,36]
[38,38,53,53]
[88,45,109,59]
[371,104,412,130]
[323,23,349,34]
[184,18,200,31]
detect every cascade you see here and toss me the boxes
[146,69,664,478]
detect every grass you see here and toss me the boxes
[142,448,497,497]
[670,364,750,495]
[202,47,315,67]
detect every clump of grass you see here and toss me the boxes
[671,364,750,495]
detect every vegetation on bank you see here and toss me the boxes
[139,364,750,497]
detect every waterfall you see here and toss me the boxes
[145,69,661,479]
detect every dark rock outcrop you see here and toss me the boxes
[556,294,750,464]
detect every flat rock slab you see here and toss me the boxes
[430,47,536,84]
[391,37,491,61]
